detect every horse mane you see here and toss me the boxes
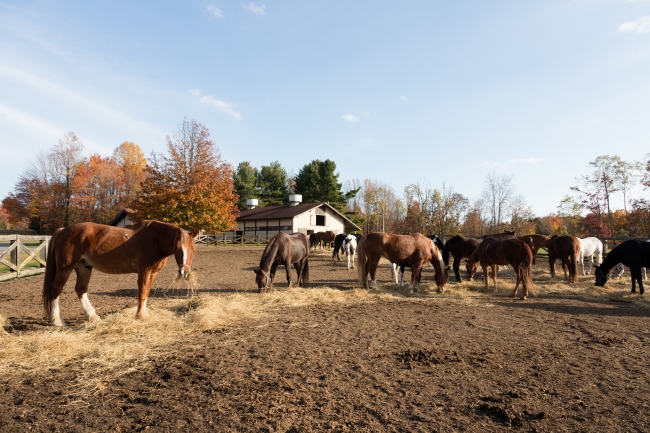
[259,234,283,272]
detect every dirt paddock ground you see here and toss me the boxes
[1,245,650,432]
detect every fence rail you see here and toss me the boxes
[195,233,271,246]
[0,235,51,281]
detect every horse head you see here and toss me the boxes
[465,259,478,280]
[594,265,610,287]
[174,228,198,279]
[433,266,450,293]
[253,268,272,291]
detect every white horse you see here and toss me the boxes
[578,237,603,275]
[342,234,357,270]
[611,263,647,280]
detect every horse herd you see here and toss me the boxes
[37,220,650,326]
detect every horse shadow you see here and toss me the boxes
[492,298,650,318]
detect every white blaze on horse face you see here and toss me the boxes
[179,245,188,276]
[50,297,65,326]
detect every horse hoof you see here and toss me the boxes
[50,319,66,327]
[89,314,101,323]
[520,296,527,300]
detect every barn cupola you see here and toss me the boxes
[246,198,259,209]
[289,194,302,206]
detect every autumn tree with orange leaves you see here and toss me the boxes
[131,118,239,231]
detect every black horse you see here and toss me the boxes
[595,239,650,294]
[332,233,348,261]
[443,235,480,282]
[392,235,445,285]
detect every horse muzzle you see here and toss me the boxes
[178,265,191,279]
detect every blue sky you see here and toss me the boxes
[0,0,648,216]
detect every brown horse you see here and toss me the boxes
[481,230,516,240]
[254,232,309,293]
[547,234,581,283]
[356,232,449,294]
[43,221,198,326]
[311,230,335,250]
[466,238,535,299]
[517,234,551,265]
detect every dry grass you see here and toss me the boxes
[0,313,10,334]
[0,286,388,397]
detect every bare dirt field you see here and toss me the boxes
[2,245,650,432]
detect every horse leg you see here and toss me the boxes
[367,259,380,290]
[631,268,639,293]
[409,264,422,294]
[639,270,645,295]
[136,269,159,319]
[47,266,75,326]
[492,265,498,292]
[549,255,555,278]
[74,262,100,323]
[482,265,489,292]
[453,256,462,282]
[587,255,593,275]
[561,258,569,281]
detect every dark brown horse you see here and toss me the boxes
[595,239,650,294]
[356,232,448,294]
[481,231,516,240]
[443,232,514,282]
[43,221,198,326]
[466,237,535,299]
[517,234,551,265]
[311,230,335,250]
[254,232,309,293]
[442,235,481,282]
[547,235,581,283]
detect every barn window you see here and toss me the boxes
[316,215,325,226]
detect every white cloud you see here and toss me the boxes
[247,2,266,15]
[618,16,650,34]
[0,103,63,139]
[189,88,201,96]
[0,64,159,135]
[400,96,408,102]
[342,114,359,122]
[206,5,225,18]
[509,157,544,164]
[200,95,242,120]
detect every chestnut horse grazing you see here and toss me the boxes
[442,235,481,282]
[517,234,550,265]
[594,239,650,294]
[43,221,198,326]
[356,233,448,294]
[254,232,309,293]
[547,235,581,283]
[466,238,535,299]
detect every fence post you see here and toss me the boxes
[9,235,18,271]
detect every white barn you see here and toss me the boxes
[228,201,361,240]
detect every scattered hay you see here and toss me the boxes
[0,286,390,396]
[0,314,10,334]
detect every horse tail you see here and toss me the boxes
[519,244,536,296]
[42,229,60,318]
[570,239,580,283]
[356,236,367,288]
[301,259,309,286]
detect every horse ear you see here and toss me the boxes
[190,229,199,238]
[253,268,260,275]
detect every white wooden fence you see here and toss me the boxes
[0,235,50,281]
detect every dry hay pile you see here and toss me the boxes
[0,287,393,397]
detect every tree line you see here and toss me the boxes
[1,117,649,239]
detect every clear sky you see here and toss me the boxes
[1,0,648,216]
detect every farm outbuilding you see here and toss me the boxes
[108,208,136,228]
[227,199,361,240]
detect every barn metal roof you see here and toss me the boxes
[236,202,361,232]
